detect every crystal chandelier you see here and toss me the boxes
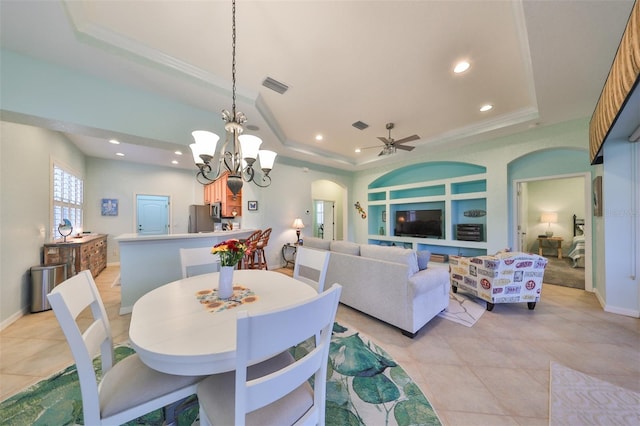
[189,0,276,196]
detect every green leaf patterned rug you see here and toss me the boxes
[0,322,440,426]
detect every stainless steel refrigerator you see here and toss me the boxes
[188,204,216,233]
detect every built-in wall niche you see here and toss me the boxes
[367,161,488,256]
[451,180,487,194]
[368,204,387,236]
[368,191,386,202]
[390,185,445,200]
[451,198,487,242]
[416,243,486,258]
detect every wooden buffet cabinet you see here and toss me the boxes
[44,234,107,278]
[203,172,242,217]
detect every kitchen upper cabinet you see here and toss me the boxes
[203,172,242,217]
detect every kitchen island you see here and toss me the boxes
[115,230,254,314]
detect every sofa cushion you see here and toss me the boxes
[360,244,419,276]
[303,237,331,251]
[417,250,431,270]
[330,241,361,256]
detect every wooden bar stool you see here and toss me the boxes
[254,228,272,270]
[239,230,262,269]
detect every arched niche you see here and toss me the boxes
[369,161,486,189]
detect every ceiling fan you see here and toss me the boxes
[361,123,420,156]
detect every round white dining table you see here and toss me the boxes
[128,269,316,376]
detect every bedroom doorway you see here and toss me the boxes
[514,173,592,291]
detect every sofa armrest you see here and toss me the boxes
[409,267,450,297]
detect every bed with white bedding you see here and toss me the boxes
[568,215,585,268]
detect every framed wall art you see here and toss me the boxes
[247,200,258,211]
[101,198,118,216]
[593,176,603,217]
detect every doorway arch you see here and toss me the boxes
[311,180,347,241]
[508,148,593,291]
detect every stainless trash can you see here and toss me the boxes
[30,264,67,313]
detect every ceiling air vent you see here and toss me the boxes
[352,121,369,130]
[262,77,289,94]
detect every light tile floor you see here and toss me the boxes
[1,265,639,425]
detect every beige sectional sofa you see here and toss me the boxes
[303,237,450,338]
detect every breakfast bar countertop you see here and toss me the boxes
[116,229,255,314]
[115,229,253,242]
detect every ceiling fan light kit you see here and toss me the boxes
[360,122,420,156]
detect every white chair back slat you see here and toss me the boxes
[48,269,203,425]
[197,283,341,426]
[180,247,220,278]
[236,284,341,424]
[293,246,331,292]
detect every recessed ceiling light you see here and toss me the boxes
[171,160,179,165]
[355,148,361,153]
[109,139,120,145]
[116,152,125,156]
[315,134,323,141]
[175,150,183,155]
[454,61,470,74]
[480,104,493,112]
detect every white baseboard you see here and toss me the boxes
[594,287,640,318]
[0,306,29,331]
[604,305,640,318]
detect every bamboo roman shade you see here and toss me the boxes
[589,1,639,164]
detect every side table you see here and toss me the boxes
[537,236,563,259]
[282,243,298,268]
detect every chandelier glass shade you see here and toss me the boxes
[189,0,276,195]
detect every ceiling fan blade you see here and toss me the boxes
[360,145,382,150]
[396,145,415,151]
[394,134,420,145]
[378,150,386,156]
[377,136,391,145]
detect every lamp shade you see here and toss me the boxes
[292,218,305,229]
[239,134,262,160]
[190,130,219,161]
[540,212,558,223]
[189,143,209,164]
[258,150,277,170]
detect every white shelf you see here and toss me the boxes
[367,172,487,254]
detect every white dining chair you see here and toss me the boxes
[47,270,204,425]
[180,246,220,278]
[293,246,331,292]
[197,283,342,426]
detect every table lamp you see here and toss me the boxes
[540,212,558,237]
[292,218,305,243]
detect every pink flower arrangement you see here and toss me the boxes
[211,238,247,266]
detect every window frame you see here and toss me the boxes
[51,161,84,241]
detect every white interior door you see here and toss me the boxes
[323,201,335,241]
[136,194,169,235]
[516,182,528,251]
[313,199,335,240]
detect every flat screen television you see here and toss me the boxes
[395,209,443,238]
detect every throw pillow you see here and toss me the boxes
[417,250,431,270]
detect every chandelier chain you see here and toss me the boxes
[231,0,237,119]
